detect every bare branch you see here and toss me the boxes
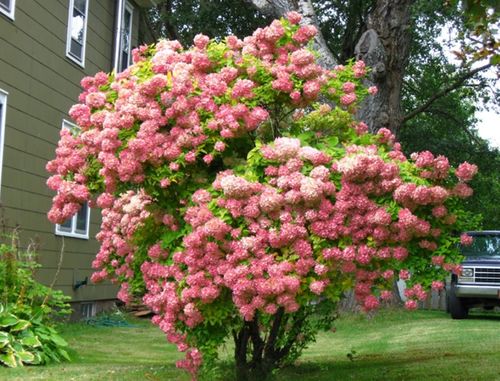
[402,63,492,123]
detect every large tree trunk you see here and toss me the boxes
[248,0,414,134]
[356,0,414,133]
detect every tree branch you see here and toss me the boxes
[264,307,285,359]
[275,312,307,359]
[426,107,483,146]
[402,63,492,123]
[234,325,250,370]
[249,315,265,366]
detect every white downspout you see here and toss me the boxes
[113,0,125,72]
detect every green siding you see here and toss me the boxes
[0,0,150,304]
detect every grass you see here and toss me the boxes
[0,308,499,380]
[277,308,500,381]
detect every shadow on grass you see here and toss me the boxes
[466,312,500,321]
[276,353,457,381]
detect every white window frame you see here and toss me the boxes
[66,0,89,67]
[0,0,15,20]
[55,119,90,239]
[0,89,7,196]
[113,0,134,73]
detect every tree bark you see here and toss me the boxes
[233,326,250,380]
[356,0,415,133]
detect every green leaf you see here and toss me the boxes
[31,352,42,365]
[10,319,31,332]
[0,351,18,367]
[0,332,9,348]
[16,350,35,363]
[58,348,71,362]
[20,335,42,348]
[0,314,19,327]
[162,229,182,247]
[35,332,50,341]
[48,333,68,347]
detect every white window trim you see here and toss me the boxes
[0,0,15,20]
[113,0,134,73]
[55,119,90,239]
[0,89,7,196]
[66,0,89,68]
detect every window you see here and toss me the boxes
[113,0,134,72]
[66,0,88,66]
[55,120,90,239]
[0,90,7,195]
[0,0,15,20]
[80,303,95,319]
[55,201,90,239]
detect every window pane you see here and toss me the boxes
[58,218,73,232]
[122,31,130,53]
[461,235,500,258]
[121,52,129,72]
[124,9,131,34]
[75,203,88,233]
[0,0,10,11]
[122,11,131,52]
[119,7,133,71]
[71,9,85,43]
[70,39,83,59]
[74,0,86,14]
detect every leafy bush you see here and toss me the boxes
[47,12,479,379]
[0,236,71,367]
[0,304,69,367]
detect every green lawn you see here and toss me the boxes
[1,309,499,381]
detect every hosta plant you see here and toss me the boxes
[0,304,69,367]
[0,238,71,368]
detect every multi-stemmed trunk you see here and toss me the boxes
[232,307,308,380]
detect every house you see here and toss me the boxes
[0,0,156,319]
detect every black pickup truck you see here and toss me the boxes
[448,231,500,319]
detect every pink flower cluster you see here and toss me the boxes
[410,151,451,180]
[90,190,151,283]
[455,161,478,182]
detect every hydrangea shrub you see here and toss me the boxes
[47,12,478,379]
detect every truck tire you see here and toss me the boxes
[449,283,468,319]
